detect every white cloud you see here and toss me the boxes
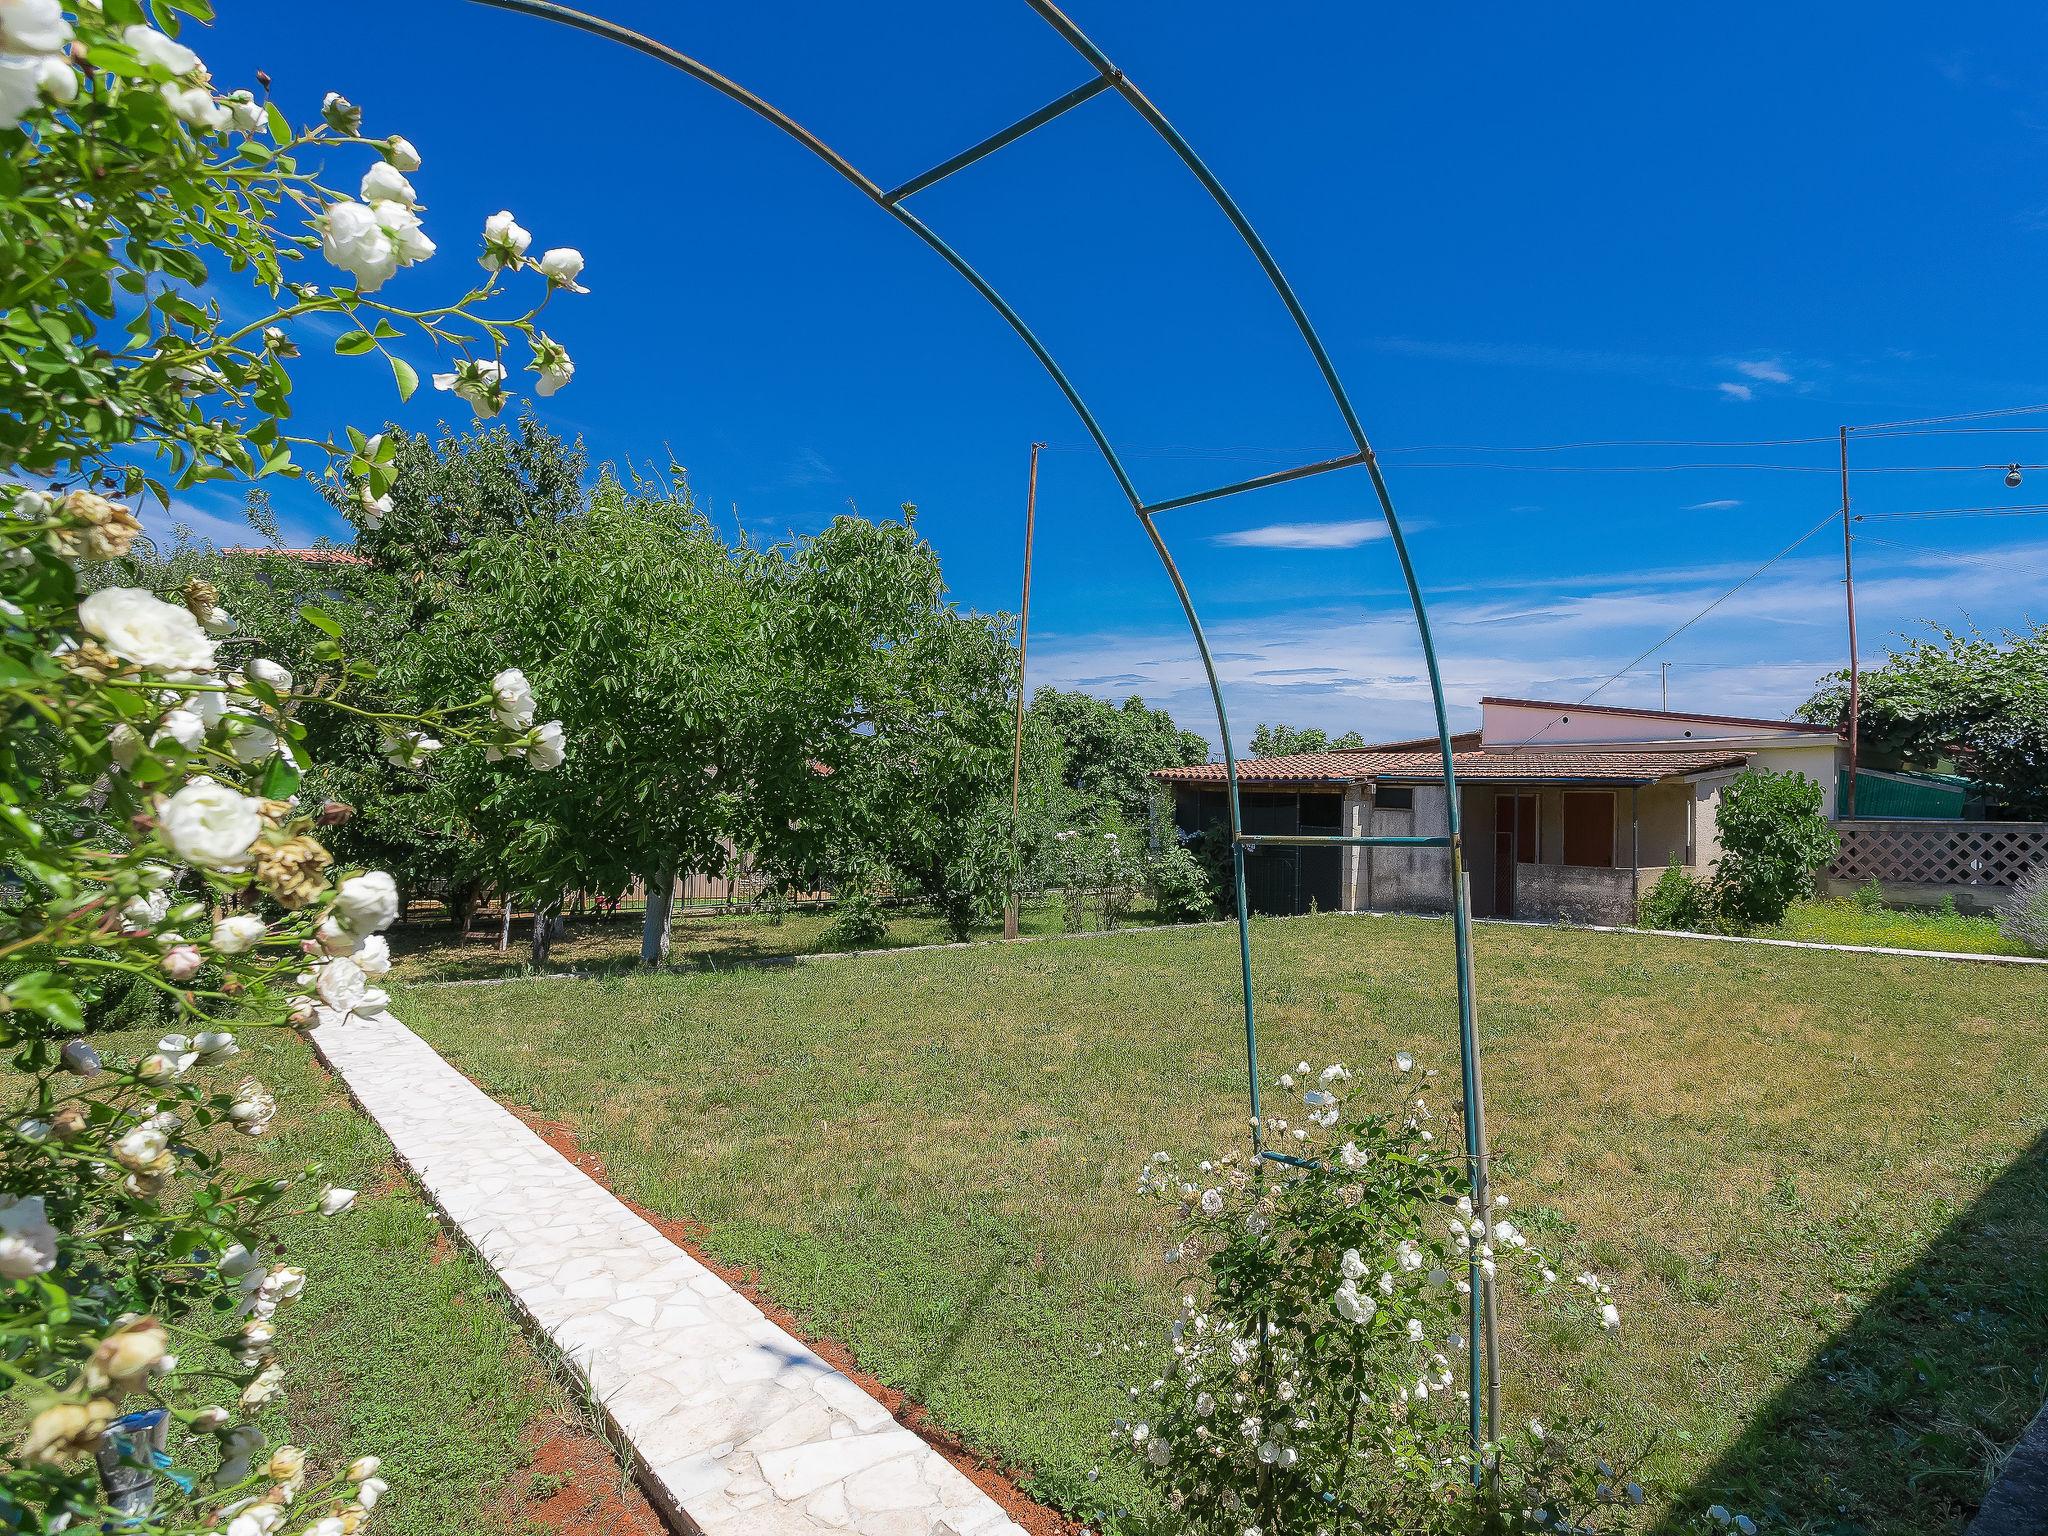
[1717,382,1754,402]
[1686,499,1743,510]
[1734,359,1792,384]
[1030,536,2048,744]
[1213,519,1392,550]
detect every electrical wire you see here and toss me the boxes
[1855,503,2048,522]
[1505,507,1846,749]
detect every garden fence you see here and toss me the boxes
[1824,818,2048,910]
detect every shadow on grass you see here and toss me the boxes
[1669,1129,2048,1536]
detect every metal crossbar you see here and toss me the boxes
[883,74,1115,203]
[464,0,1497,1467]
[1239,833,1453,849]
[1139,449,1371,514]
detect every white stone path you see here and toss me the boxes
[312,1011,1028,1536]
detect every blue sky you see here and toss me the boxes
[169,1,2048,750]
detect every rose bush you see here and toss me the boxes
[1108,1055,1764,1535]
[1,2,585,1528]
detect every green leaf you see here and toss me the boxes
[297,604,343,637]
[333,330,376,357]
[256,755,301,799]
[6,973,84,1033]
[389,355,418,402]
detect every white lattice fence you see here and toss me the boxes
[1828,820,2048,890]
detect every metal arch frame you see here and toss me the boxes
[465,0,1498,1462]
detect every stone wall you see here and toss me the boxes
[1513,862,1644,926]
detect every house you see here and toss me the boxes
[1153,696,1843,926]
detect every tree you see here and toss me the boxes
[736,511,1017,941]
[1711,768,1840,929]
[394,470,753,964]
[1801,623,2048,816]
[1025,688,1208,827]
[1249,722,1368,756]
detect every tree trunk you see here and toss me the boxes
[497,893,513,952]
[641,863,675,966]
[531,898,557,967]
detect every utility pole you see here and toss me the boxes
[1659,661,1670,712]
[1839,426,1860,820]
[1004,442,1045,940]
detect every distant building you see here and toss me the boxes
[1153,696,1843,925]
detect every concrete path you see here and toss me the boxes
[312,1010,1027,1536]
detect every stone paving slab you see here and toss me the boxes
[312,1010,1027,1536]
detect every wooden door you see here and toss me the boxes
[1493,793,1538,915]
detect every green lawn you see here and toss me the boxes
[394,913,2048,1536]
[89,1023,599,1534]
[386,898,1164,983]
[1762,896,2037,957]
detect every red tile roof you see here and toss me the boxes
[218,546,371,565]
[1154,745,1752,788]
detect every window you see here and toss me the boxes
[1562,791,1614,868]
[1299,794,1342,830]
[1377,785,1414,810]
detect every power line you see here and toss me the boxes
[1506,507,1845,749]
[1855,503,2048,522]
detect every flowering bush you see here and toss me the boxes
[1110,1054,1762,1536]
[0,2,584,1527]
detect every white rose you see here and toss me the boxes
[320,90,360,132]
[314,956,368,1016]
[2,0,71,54]
[0,59,40,131]
[383,135,420,171]
[353,933,392,975]
[161,82,229,130]
[315,916,361,956]
[123,23,200,74]
[490,667,535,728]
[479,209,531,271]
[78,587,217,673]
[223,88,265,134]
[375,199,435,266]
[152,708,206,751]
[200,604,237,637]
[108,721,143,770]
[317,1186,357,1216]
[359,161,416,207]
[0,1194,58,1279]
[537,247,587,292]
[221,710,278,764]
[334,870,399,933]
[431,357,506,416]
[528,720,566,771]
[157,777,262,869]
[319,199,398,293]
[245,657,292,693]
[529,335,573,398]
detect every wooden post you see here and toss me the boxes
[1840,426,1860,819]
[1004,442,1044,940]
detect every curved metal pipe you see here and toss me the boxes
[463,0,1491,1458]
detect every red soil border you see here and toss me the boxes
[496,1099,1092,1536]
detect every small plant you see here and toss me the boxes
[1639,860,1716,933]
[823,877,889,950]
[1852,877,1886,913]
[527,1470,570,1500]
[1998,862,2048,953]
[1710,769,1839,930]
[755,882,790,926]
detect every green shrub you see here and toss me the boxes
[1148,843,1215,923]
[1638,859,1716,932]
[1853,877,1886,912]
[823,880,889,950]
[1999,862,2048,953]
[1711,768,1840,929]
